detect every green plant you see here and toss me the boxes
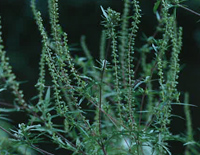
[0,0,199,154]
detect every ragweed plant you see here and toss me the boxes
[0,0,199,154]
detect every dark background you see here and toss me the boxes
[0,0,200,154]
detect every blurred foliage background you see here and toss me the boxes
[0,0,200,154]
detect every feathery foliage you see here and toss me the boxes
[0,0,199,154]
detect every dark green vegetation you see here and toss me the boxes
[0,0,200,154]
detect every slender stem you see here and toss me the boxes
[98,39,111,135]
[0,125,17,138]
[0,101,16,107]
[177,4,200,17]
[139,92,146,127]
[98,39,111,155]
[99,60,107,135]
[97,140,107,155]
[31,145,54,155]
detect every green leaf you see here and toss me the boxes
[153,0,161,13]
[183,141,196,146]
[171,103,197,107]
[79,75,92,81]
[78,97,85,106]
[77,126,89,137]
[162,145,172,155]
[0,115,12,122]
[0,88,6,92]
[100,6,108,19]
[0,108,18,112]
[45,87,51,103]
